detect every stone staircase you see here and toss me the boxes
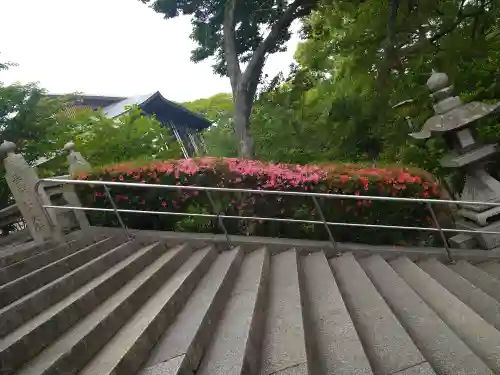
[2,231,500,374]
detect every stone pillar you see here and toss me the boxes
[62,141,91,231]
[0,141,63,243]
[64,141,91,177]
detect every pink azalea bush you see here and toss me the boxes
[76,157,445,246]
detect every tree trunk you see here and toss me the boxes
[233,88,254,159]
[222,0,317,159]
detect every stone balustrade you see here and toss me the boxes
[0,140,92,244]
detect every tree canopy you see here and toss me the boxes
[194,0,500,194]
[182,93,237,157]
[0,61,182,224]
[0,70,68,213]
[291,0,500,174]
[38,105,182,177]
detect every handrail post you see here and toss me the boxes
[64,141,92,177]
[426,202,454,263]
[205,190,233,249]
[34,180,55,227]
[312,196,340,255]
[62,141,92,232]
[103,185,131,240]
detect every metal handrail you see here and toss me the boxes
[35,177,500,262]
[34,178,500,207]
[41,204,500,235]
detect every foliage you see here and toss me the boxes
[0,61,181,182]
[250,67,383,164]
[37,105,182,177]
[76,157,444,246]
[182,93,233,125]
[0,84,66,165]
[0,60,182,227]
[201,120,238,158]
[227,0,500,198]
[181,93,238,157]
[315,0,499,163]
[0,68,70,220]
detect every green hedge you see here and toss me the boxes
[76,157,445,246]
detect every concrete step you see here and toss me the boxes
[390,256,500,373]
[0,241,169,373]
[196,247,270,375]
[14,243,194,375]
[5,241,500,375]
[0,230,32,249]
[0,236,123,308]
[476,261,500,280]
[139,247,242,375]
[0,232,104,270]
[138,357,187,375]
[259,249,309,375]
[449,260,500,302]
[418,259,500,330]
[360,255,491,375]
[61,230,99,243]
[330,253,425,375]
[0,241,56,269]
[300,252,372,375]
[0,236,104,286]
[0,238,141,338]
[77,247,217,375]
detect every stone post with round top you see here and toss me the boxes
[0,140,63,243]
[61,141,91,231]
[64,141,92,178]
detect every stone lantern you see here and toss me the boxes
[411,71,500,249]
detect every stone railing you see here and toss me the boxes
[0,140,92,244]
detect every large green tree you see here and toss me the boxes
[140,0,423,158]
[245,0,500,173]
[0,68,69,210]
[140,0,322,158]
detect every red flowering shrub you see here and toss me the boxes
[76,157,446,246]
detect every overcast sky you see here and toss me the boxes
[0,0,299,102]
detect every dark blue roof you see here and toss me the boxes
[102,92,212,131]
